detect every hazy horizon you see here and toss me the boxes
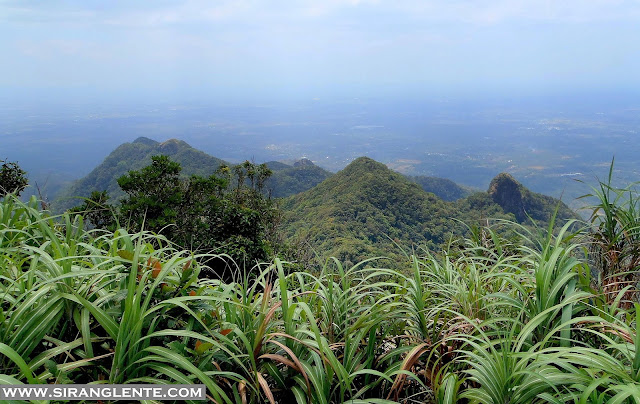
[3,1,640,209]
[3,1,640,100]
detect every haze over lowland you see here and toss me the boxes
[5,94,640,211]
[4,3,640,400]
[3,1,640,210]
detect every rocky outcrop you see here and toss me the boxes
[488,172,578,224]
[488,173,527,221]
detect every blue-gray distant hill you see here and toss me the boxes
[53,137,228,211]
[264,158,333,198]
[52,137,334,211]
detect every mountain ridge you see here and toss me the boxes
[52,138,335,210]
[264,158,333,198]
[53,137,491,208]
[411,175,473,201]
[52,138,228,211]
[283,156,577,264]
[51,138,578,264]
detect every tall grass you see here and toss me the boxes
[1,176,640,404]
[579,160,640,306]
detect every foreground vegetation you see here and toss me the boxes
[1,167,640,403]
[48,136,579,267]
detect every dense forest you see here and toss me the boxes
[51,138,577,268]
[52,138,228,212]
[52,138,333,212]
[283,157,576,266]
[2,144,640,403]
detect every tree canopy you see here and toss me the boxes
[0,159,28,197]
[74,155,280,279]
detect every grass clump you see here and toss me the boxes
[1,170,640,403]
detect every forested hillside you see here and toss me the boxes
[488,172,578,222]
[264,158,333,197]
[53,137,227,211]
[411,175,473,201]
[283,157,576,264]
[51,138,577,266]
[282,157,501,264]
[53,138,333,210]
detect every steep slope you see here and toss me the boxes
[54,138,334,212]
[282,158,579,265]
[282,157,472,264]
[411,175,473,201]
[265,158,333,198]
[488,173,578,223]
[53,137,227,211]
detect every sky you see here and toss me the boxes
[2,0,640,100]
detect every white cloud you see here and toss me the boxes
[4,0,640,28]
[2,0,640,93]
[101,1,253,27]
[393,0,640,24]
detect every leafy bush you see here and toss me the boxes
[72,156,280,279]
[0,159,28,197]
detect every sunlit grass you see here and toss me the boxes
[1,176,640,403]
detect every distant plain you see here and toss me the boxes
[4,93,639,211]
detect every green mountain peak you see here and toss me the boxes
[283,156,454,263]
[52,137,227,212]
[283,157,578,264]
[132,136,159,146]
